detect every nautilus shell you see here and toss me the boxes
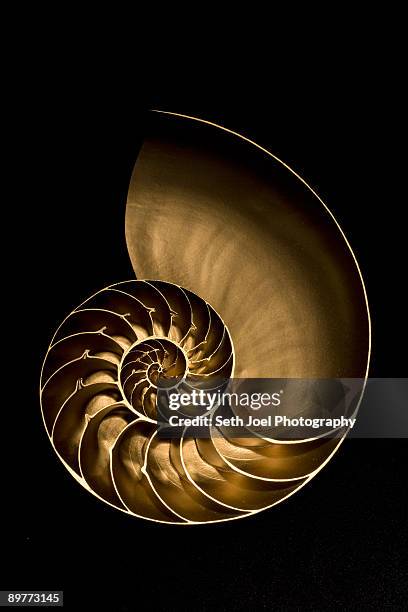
[40,111,370,524]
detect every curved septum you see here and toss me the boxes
[40,279,342,524]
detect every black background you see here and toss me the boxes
[4,58,407,610]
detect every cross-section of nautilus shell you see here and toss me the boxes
[40,111,370,523]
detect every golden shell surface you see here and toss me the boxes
[40,112,370,523]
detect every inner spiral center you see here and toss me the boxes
[120,337,188,417]
[146,341,187,386]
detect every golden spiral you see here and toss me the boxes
[40,112,370,523]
